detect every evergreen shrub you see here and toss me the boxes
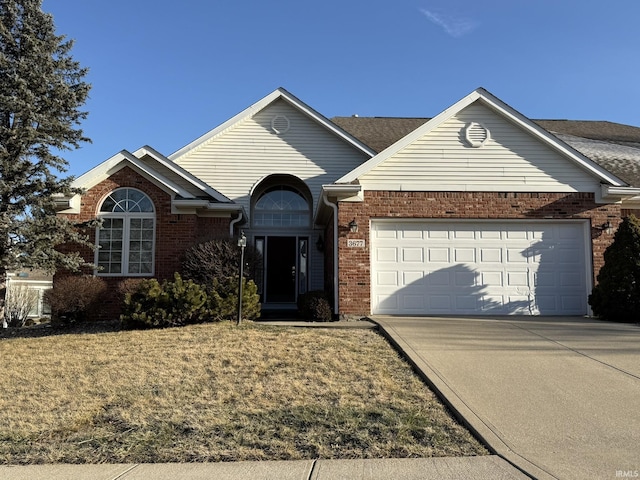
[589,215,640,323]
[120,273,210,329]
[208,277,261,321]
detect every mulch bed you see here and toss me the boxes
[0,320,121,340]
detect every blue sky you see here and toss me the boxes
[41,0,640,178]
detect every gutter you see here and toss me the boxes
[172,199,243,214]
[601,185,640,197]
[319,183,363,316]
[171,201,245,236]
[229,211,244,237]
[599,185,640,203]
[322,183,362,197]
[322,194,339,315]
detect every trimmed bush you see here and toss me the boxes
[44,276,107,325]
[589,215,640,323]
[297,290,333,322]
[209,277,261,322]
[121,273,210,329]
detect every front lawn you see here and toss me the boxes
[0,322,486,464]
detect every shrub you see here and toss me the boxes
[117,278,146,302]
[44,276,107,325]
[208,277,261,322]
[589,215,640,323]
[5,285,38,328]
[182,238,262,285]
[120,273,210,329]
[297,290,333,322]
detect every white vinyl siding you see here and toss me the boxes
[359,103,600,192]
[5,275,52,319]
[173,99,370,216]
[173,99,370,293]
[138,154,208,199]
[371,220,591,316]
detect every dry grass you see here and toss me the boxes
[0,322,487,464]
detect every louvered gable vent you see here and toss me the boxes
[271,115,290,135]
[464,122,490,147]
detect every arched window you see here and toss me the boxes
[96,188,155,275]
[253,186,310,227]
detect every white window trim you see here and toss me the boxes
[95,189,156,277]
[252,186,311,228]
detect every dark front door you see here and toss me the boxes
[265,236,297,303]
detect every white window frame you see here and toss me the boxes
[252,186,311,228]
[95,188,156,277]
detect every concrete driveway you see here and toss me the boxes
[372,316,640,480]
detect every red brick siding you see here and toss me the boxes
[57,166,231,319]
[322,214,335,309]
[337,191,621,317]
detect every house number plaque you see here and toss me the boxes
[347,239,365,248]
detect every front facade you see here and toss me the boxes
[57,88,640,319]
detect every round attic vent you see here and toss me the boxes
[271,115,290,135]
[464,122,490,147]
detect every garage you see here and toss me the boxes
[371,220,591,316]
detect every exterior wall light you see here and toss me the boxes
[348,219,358,233]
[596,221,613,234]
[316,235,324,252]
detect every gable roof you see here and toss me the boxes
[535,120,640,147]
[334,88,626,187]
[331,117,429,154]
[333,106,640,188]
[169,87,376,161]
[132,146,230,202]
[71,147,230,202]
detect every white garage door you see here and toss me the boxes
[371,220,590,316]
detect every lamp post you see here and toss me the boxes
[237,231,246,325]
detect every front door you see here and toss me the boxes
[261,236,308,304]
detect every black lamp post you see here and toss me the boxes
[237,230,246,325]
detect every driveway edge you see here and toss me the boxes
[371,316,556,480]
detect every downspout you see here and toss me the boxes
[229,211,243,237]
[322,194,339,315]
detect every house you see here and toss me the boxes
[5,270,52,321]
[56,87,640,319]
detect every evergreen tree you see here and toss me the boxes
[0,0,93,323]
[589,215,640,322]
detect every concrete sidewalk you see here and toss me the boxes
[373,316,640,480]
[0,457,529,479]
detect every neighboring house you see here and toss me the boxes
[56,88,640,319]
[6,270,52,319]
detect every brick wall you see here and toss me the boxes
[57,166,231,319]
[323,215,335,309]
[337,191,621,317]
